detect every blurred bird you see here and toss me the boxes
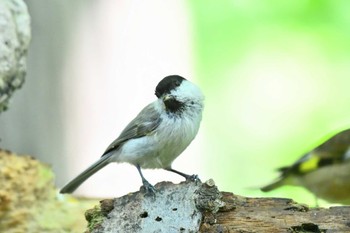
[261,129,350,205]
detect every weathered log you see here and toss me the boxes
[85,180,350,233]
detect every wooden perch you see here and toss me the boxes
[85,180,350,233]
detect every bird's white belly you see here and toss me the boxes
[113,116,200,169]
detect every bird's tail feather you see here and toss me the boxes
[60,154,111,194]
[260,178,284,192]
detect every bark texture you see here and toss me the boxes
[85,180,223,233]
[86,180,350,233]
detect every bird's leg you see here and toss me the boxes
[164,167,200,182]
[136,164,156,194]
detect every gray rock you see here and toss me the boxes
[0,0,30,113]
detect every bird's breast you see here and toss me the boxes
[116,113,201,169]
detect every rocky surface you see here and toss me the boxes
[0,0,31,113]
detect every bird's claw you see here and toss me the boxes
[141,180,156,196]
[186,174,201,183]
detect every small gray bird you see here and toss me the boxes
[261,129,350,205]
[60,75,204,194]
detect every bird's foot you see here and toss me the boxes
[140,180,156,196]
[185,174,201,183]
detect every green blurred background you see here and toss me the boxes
[1,0,350,206]
[188,0,350,205]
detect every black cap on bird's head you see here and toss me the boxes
[155,75,186,98]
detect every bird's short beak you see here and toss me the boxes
[163,94,172,102]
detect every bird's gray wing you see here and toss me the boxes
[60,103,162,194]
[102,103,162,156]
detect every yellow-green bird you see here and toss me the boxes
[261,129,350,205]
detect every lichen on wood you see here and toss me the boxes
[85,180,223,233]
[0,149,96,233]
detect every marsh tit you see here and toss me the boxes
[60,75,204,194]
[261,129,350,205]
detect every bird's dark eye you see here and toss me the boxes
[175,80,180,86]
